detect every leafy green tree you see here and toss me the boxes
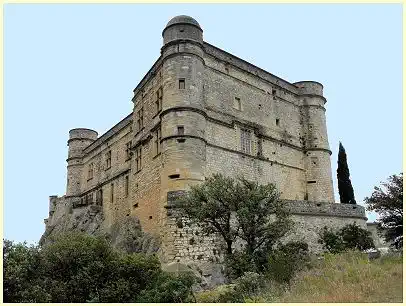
[177,174,293,276]
[177,174,240,255]
[365,173,403,249]
[3,240,48,302]
[337,142,356,204]
[319,223,375,254]
[3,232,196,303]
[234,178,292,259]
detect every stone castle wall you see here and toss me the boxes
[162,193,367,262]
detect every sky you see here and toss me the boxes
[4,4,402,244]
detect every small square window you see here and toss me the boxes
[179,79,185,89]
[272,89,277,95]
[177,126,184,135]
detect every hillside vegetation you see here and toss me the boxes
[196,251,403,303]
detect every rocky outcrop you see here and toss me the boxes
[41,196,160,254]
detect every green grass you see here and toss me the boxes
[260,251,403,303]
[196,251,403,303]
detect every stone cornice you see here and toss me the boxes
[83,113,133,155]
[132,57,163,98]
[203,42,301,95]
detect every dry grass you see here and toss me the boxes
[265,251,403,303]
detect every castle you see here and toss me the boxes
[43,15,367,264]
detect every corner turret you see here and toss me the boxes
[66,128,98,196]
[295,81,334,202]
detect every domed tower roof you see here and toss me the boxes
[162,15,203,45]
[165,15,202,30]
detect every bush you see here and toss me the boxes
[196,272,267,303]
[3,233,196,303]
[137,271,198,303]
[319,223,375,254]
[195,284,239,303]
[234,272,264,296]
[224,250,256,279]
[267,242,310,284]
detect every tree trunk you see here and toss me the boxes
[226,240,233,254]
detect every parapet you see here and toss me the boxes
[68,128,98,143]
[162,15,203,46]
[282,200,367,220]
[294,81,324,96]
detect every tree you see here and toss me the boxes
[177,174,293,275]
[3,240,47,302]
[318,223,375,254]
[365,173,403,249]
[337,142,356,204]
[234,178,292,258]
[177,174,240,255]
[3,232,197,303]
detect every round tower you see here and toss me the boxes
[159,15,207,260]
[294,81,334,203]
[66,128,98,196]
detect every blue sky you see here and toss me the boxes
[4,4,402,244]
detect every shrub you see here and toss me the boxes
[195,284,239,303]
[267,242,310,284]
[137,271,198,303]
[3,233,196,303]
[319,223,375,254]
[224,250,256,279]
[234,272,264,297]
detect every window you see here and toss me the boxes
[135,146,142,172]
[105,151,111,170]
[137,107,144,131]
[155,87,163,114]
[96,189,103,205]
[276,118,280,126]
[179,79,185,89]
[272,89,277,95]
[240,128,252,154]
[86,193,93,205]
[177,126,184,135]
[233,97,242,110]
[125,141,132,161]
[125,175,129,198]
[155,127,161,155]
[110,183,114,203]
[88,163,94,180]
[311,157,318,166]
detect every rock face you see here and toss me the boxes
[41,196,160,255]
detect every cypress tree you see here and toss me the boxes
[337,142,356,204]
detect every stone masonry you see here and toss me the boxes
[43,16,367,267]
